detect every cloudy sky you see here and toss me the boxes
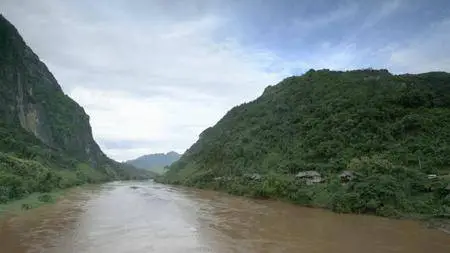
[1,0,450,161]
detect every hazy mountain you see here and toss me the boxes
[126,151,181,173]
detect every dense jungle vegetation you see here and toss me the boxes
[161,69,450,218]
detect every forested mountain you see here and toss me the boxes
[126,151,181,174]
[162,68,450,218]
[0,14,149,204]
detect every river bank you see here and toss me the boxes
[0,189,71,218]
[155,176,450,235]
[0,180,152,219]
[0,182,109,219]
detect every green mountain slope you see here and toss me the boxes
[126,151,181,173]
[0,14,149,204]
[163,69,450,218]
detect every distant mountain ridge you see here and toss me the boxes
[126,151,181,173]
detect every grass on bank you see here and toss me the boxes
[0,190,67,217]
[0,151,138,218]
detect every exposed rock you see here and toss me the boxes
[21,203,32,210]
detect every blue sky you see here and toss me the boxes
[1,0,450,160]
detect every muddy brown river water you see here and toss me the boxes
[0,181,449,253]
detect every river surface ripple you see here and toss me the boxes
[0,181,449,253]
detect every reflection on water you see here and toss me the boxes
[0,181,449,253]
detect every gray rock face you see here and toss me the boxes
[16,75,53,144]
[0,14,107,167]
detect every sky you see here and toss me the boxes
[1,0,450,161]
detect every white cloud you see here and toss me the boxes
[2,0,449,161]
[389,19,450,73]
[70,86,227,161]
[361,0,403,29]
[292,1,358,32]
[300,43,365,70]
[1,0,286,161]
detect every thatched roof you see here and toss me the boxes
[444,194,450,202]
[244,173,262,180]
[296,170,321,178]
[339,171,354,177]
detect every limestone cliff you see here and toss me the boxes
[0,14,107,168]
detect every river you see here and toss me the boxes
[0,181,449,253]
